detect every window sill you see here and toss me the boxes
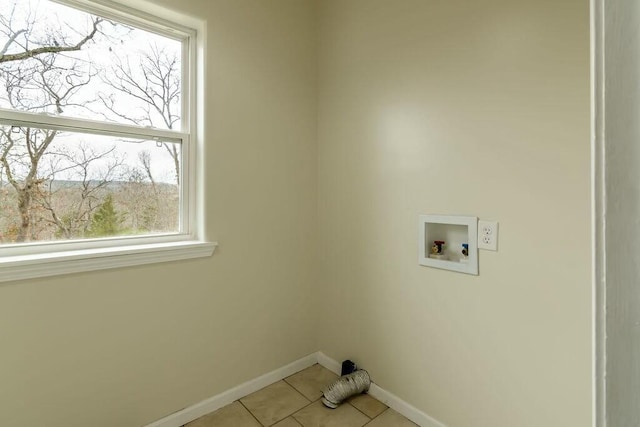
[0,240,217,284]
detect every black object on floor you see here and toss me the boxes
[341,359,357,376]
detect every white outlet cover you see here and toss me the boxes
[478,220,498,251]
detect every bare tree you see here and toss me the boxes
[0,2,102,64]
[118,164,157,231]
[0,126,56,241]
[138,150,157,192]
[99,44,181,183]
[0,8,104,241]
[37,142,125,239]
[0,1,180,242]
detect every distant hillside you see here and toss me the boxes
[1,180,178,191]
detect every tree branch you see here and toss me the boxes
[0,18,102,64]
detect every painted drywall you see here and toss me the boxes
[0,0,318,426]
[316,1,591,426]
[603,0,640,425]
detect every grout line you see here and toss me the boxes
[282,379,313,405]
[288,414,304,427]
[262,381,313,427]
[283,363,324,403]
[290,396,317,422]
[237,400,267,427]
[346,400,373,421]
[362,407,391,426]
[283,378,314,402]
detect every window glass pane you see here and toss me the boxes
[0,0,182,130]
[0,125,180,243]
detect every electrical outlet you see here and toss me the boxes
[478,220,498,251]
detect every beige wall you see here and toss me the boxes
[316,1,591,426]
[0,1,593,426]
[0,1,318,426]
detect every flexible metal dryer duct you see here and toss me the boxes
[321,370,371,409]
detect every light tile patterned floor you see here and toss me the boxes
[183,364,418,427]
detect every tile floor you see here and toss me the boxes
[184,364,418,427]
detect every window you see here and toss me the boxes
[0,0,213,281]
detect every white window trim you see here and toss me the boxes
[0,241,216,283]
[0,0,215,283]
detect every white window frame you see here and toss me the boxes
[0,0,215,283]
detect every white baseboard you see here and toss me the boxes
[316,351,341,374]
[146,353,318,427]
[368,382,446,427]
[316,352,446,427]
[146,351,446,427]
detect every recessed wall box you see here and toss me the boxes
[419,214,478,275]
